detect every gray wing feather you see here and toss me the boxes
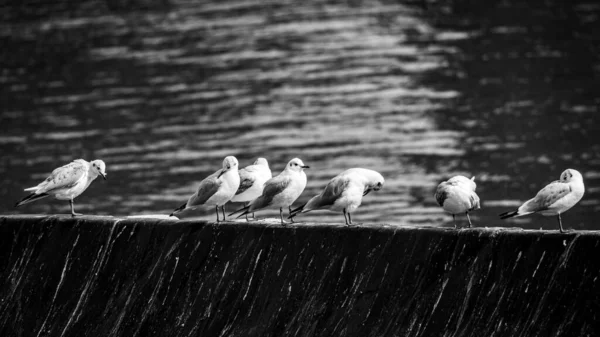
[312,176,350,208]
[38,161,87,193]
[187,172,222,207]
[235,169,255,195]
[525,181,571,212]
[250,176,291,209]
[435,182,449,207]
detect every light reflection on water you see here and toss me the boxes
[1,0,599,229]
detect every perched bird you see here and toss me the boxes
[229,158,309,224]
[499,168,584,233]
[288,168,384,225]
[230,158,272,220]
[435,175,480,229]
[170,156,240,222]
[15,159,107,217]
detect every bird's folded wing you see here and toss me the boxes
[235,169,255,195]
[257,176,292,206]
[36,161,87,193]
[188,176,221,206]
[315,176,350,208]
[526,181,571,212]
[434,182,449,207]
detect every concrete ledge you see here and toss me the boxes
[0,215,598,336]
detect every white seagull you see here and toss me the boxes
[288,168,384,225]
[499,168,584,233]
[170,156,240,222]
[15,159,107,217]
[435,175,481,229]
[229,158,309,224]
[230,157,272,220]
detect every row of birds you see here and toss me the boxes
[14,157,585,232]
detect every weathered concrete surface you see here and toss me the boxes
[0,215,599,337]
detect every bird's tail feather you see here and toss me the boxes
[499,210,519,219]
[288,203,307,219]
[229,205,250,218]
[499,207,535,219]
[15,193,49,207]
[170,202,187,217]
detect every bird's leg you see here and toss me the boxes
[343,208,348,226]
[70,199,82,217]
[348,211,352,226]
[221,205,226,222]
[557,213,565,233]
[215,205,220,222]
[289,206,295,223]
[453,214,457,229]
[279,207,286,225]
[466,212,472,228]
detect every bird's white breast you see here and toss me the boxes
[206,170,241,206]
[271,171,307,207]
[53,171,90,200]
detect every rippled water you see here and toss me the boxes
[1,0,599,229]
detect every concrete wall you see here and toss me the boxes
[0,215,598,337]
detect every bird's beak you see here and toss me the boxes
[101,172,107,180]
[301,165,310,169]
[217,169,225,179]
[363,189,371,196]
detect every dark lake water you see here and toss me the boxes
[1,0,599,229]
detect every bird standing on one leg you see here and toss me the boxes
[435,175,480,229]
[499,168,584,233]
[170,156,240,222]
[288,168,384,225]
[15,159,107,217]
[229,158,308,225]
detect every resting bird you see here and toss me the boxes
[499,168,584,233]
[288,168,384,225]
[229,158,309,224]
[15,159,107,217]
[230,158,272,220]
[435,175,480,229]
[170,156,240,222]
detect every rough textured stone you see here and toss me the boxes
[0,215,599,336]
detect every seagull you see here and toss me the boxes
[499,168,584,233]
[288,168,384,225]
[230,158,272,220]
[229,158,309,224]
[170,156,240,222]
[435,175,480,229]
[15,159,107,217]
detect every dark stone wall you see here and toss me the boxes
[0,215,598,336]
